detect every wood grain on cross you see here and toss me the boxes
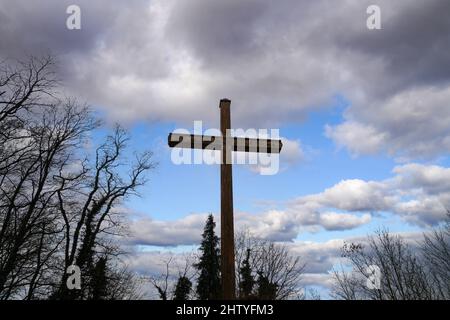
[168,99,282,299]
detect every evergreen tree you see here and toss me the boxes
[195,214,221,299]
[90,256,108,300]
[256,272,278,300]
[239,249,255,299]
[173,276,192,300]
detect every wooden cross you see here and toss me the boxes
[168,99,282,299]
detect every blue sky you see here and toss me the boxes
[114,95,414,239]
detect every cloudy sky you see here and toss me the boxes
[1,0,450,297]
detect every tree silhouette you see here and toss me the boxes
[332,218,450,300]
[0,56,152,300]
[90,256,108,300]
[235,230,304,299]
[194,214,221,300]
[173,276,192,300]
[239,249,255,299]
[256,271,278,300]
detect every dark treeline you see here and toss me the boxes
[147,193,449,301]
[149,214,305,300]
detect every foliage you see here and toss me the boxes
[194,214,221,300]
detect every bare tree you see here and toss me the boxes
[0,56,154,300]
[107,266,145,300]
[421,214,450,299]
[94,254,145,300]
[53,126,154,299]
[149,256,173,300]
[0,55,98,298]
[331,265,360,300]
[235,230,305,300]
[148,253,196,300]
[332,229,441,300]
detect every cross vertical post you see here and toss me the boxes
[219,98,235,299]
[168,98,283,300]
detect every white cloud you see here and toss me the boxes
[281,138,304,165]
[236,210,300,242]
[288,239,344,274]
[248,137,304,174]
[325,122,387,156]
[128,213,208,246]
[319,212,372,231]
[301,273,334,290]
[327,86,450,159]
[127,163,450,247]
[299,179,393,212]
[392,163,450,194]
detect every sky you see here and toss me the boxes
[1,0,450,298]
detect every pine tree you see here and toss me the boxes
[173,276,192,300]
[239,249,255,299]
[195,214,221,299]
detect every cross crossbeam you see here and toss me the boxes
[168,133,283,153]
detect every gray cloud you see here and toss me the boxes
[291,163,450,227]
[327,85,450,158]
[392,163,450,195]
[127,207,370,247]
[2,0,449,158]
[128,213,208,246]
[339,0,450,91]
[288,239,344,274]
